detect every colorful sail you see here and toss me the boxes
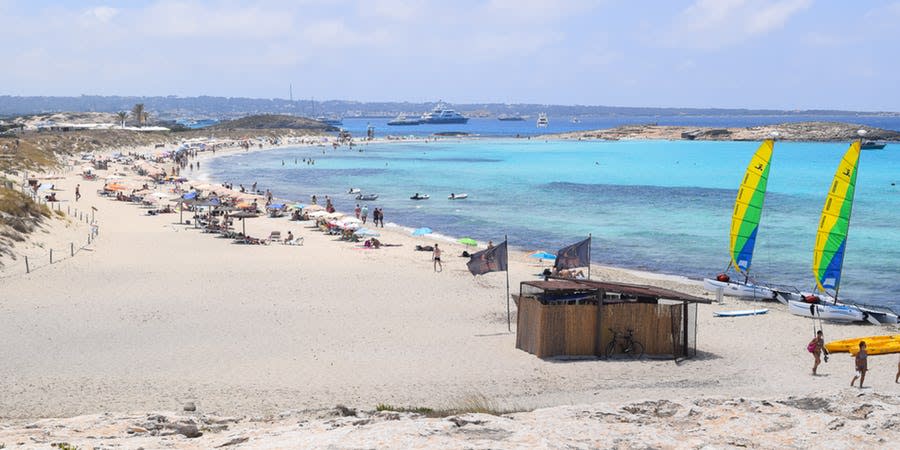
[813,141,861,292]
[730,139,774,275]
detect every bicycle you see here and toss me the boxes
[605,328,645,359]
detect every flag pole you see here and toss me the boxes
[505,235,511,332]
[587,233,592,280]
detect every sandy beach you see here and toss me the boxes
[3,141,900,448]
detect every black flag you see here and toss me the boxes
[554,237,591,270]
[467,240,508,276]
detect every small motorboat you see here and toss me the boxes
[410,193,430,200]
[448,193,468,200]
[356,193,378,201]
[348,188,361,194]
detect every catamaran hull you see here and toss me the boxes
[775,291,898,325]
[702,278,775,300]
[787,300,866,322]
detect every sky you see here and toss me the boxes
[1,0,898,111]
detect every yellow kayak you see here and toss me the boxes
[825,335,900,355]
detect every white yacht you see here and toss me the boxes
[421,102,469,124]
[536,113,549,128]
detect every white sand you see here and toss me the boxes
[2,145,899,445]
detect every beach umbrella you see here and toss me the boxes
[292,203,307,210]
[230,210,259,236]
[267,203,286,210]
[530,251,557,260]
[342,217,363,224]
[307,210,329,218]
[458,237,478,247]
[325,212,344,220]
[354,228,380,237]
[304,204,325,212]
[412,227,432,236]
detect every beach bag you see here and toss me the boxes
[807,341,816,353]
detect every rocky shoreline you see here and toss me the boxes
[546,121,900,142]
[2,391,898,448]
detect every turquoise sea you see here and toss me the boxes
[203,139,900,310]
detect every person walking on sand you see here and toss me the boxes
[75,184,81,202]
[851,341,868,388]
[361,204,369,224]
[810,330,828,375]
[433,243,442,272]
[895,356,900,383]
[355,204,361,219]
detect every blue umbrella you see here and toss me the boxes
[267,203,285,210]
[412,227,432,236]
[354,228,380,237]
[292,203,306,209]
[530,251,557,260]
[182,191,199,200]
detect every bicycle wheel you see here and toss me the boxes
[605,340,618,359]
[628,341,645,359]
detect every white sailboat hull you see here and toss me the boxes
[703,278,775,300]
[787,300,866,322]
[776,291,898,325]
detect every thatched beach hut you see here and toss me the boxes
[514,279,710,360]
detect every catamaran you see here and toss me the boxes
[703,139,778,300]
[776,139,897,324]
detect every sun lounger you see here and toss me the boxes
[268,231,282,243]
[284,237,304,246]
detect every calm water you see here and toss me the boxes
[341,114,900,138]
[203,139,900,309]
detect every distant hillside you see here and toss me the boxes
[211,114,336,131]
[2,95,898,121]
[548,121,900,142]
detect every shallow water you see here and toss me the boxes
[204,139,900,309]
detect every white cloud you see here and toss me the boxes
[138,1,294,39]
[664,0,812,49]
[80,6,119,25]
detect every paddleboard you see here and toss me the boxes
[825,335,900,354]
[714,308,768,317]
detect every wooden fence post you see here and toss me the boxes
[25,256,29,273]
[50,249,53,264]
[71,243,74,257]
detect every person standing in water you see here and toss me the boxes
[851,341,868,388]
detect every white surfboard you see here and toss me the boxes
[714,308,769,317]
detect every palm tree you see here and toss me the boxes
[131,104,145,127]
[116,111,127,128]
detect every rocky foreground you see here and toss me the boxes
[548,121,900,142]
[2,391,898,449]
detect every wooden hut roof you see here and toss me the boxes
[521,279,711,304]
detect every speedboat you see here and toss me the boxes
[387,114,422,126]
[356,193,378,201]
[348,188,361,194]
[410,193,430,200]
[536,113,549,128]
[570,116,581,124]
[316,115,343,127]
[448,193,468,200]
[421,102,468,124]
[497,114,525,121]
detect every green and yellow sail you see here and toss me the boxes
[813,141,861,293]
[730,139,774,275]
